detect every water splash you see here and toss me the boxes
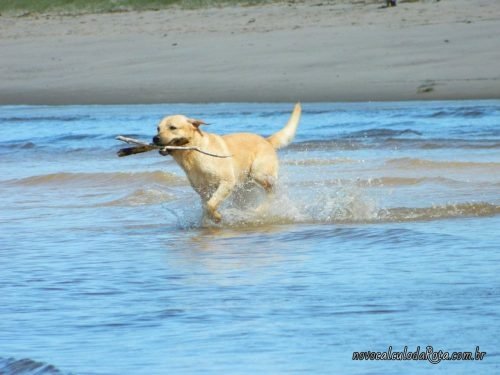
[165,182,379,229]
[164,181,500,229]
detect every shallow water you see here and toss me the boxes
[0,101,499,374]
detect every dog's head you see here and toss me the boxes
[152,115,206,153]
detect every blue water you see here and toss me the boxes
[0,101,499,374]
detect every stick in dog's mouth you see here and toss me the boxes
[158,138,189,155]
[116,135,232,158]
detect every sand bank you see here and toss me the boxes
[0,0,499,104]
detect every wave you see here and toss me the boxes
[282,158,357,166]
[8,171,186,187]
[417,140,500,149]
[54,134,102,141]
[0,115,91,123]
[98,188,175,207]
[0,357,66,375]
[377,202,500,222]
[386,158,500,170]
[288,140,364,151]
[357,176,459,187]
[343,128,422,138]
[293,176,462,187]
[213,202,500,228]
[283,156,500,178]
[426,107,489,118]
[288,139,500,151]
[2,134,113,147]
[1,142,38,150]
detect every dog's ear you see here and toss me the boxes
[187,118,207,136]
[187,118,207,128]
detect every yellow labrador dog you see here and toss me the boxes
[153,103,301,223]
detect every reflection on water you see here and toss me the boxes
[0,101,499,374]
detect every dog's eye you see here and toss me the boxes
[169,126,177,130]
[157,127,160,132]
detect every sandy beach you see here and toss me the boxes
[0,0,499,104]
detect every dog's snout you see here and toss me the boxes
[152,135,160,145]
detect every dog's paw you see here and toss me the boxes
[201,210,222,226]
[211,211,222,223]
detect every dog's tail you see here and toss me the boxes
[267,103,301,150]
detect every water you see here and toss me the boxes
[0,101,499,374]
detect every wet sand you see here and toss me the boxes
[0,0,499,104]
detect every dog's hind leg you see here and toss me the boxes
[252,174,277,215]
[250,152,278,193]
[250,153,278,214]
[254,175,276,194]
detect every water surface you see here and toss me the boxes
[0,101,499,374]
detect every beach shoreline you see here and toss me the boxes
[1,0,499,105]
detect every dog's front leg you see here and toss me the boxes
[204,181,234,223]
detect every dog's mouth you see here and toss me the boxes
[158,137,189,155]
[169,138,189,147]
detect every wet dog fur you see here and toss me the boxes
[153,103,301,223]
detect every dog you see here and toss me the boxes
[152,103,301,223]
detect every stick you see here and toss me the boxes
[116,136,231,158]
